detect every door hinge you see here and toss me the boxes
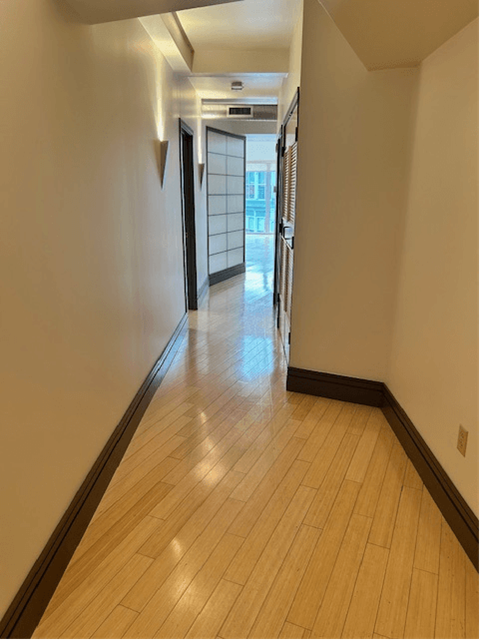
[288,332,291,345]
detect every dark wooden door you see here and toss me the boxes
[275,90,299,361]
[179,120,198,310]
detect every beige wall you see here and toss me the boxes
[386,19,479,514]
[278,1,303,124]
[205,119,277,136]
[291,0,418,381]
[177,76,209,290]
[0,0,204,617]
[193,48,289,74]
[246,135,277,164]
[292,0,478,515]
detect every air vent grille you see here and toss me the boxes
[252,104,278,120]
[229,107,252,116]
[203,103,278,121]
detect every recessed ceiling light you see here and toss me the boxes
[231,81,244,91]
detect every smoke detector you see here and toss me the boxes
[231,81,244,92]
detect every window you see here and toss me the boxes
[245,168,277,234]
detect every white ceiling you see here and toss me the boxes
[178,0,301,50]
[189,74,285,100]
[64,0,243,24]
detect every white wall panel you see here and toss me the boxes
[228,230,244,250]
[208,152,227,175]
[208,174,227,195]
[209,214,227,235]
[208,131,228,154]
[227,136,244,157]
[227,156,244,176]
[227,176,244,194]
[227,195,244,213]
[209,252,227,273]
[228,213,244,232]
[228,248,244,267]
[208,195,227,215]
[207,129,246,276]
[209,233,227,254]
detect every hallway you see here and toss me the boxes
[33,244,477,639]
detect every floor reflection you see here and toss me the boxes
[193,232,280,383]
[245,233,275,296]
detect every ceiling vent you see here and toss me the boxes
[228,106,252,117]
[203,103,278,121]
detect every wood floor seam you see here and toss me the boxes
[31,240,478,640]
[337,517,375,639]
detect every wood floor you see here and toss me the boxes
[33,236,478,639]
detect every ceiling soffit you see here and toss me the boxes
[189,74,285,100]
[64,0,243,25]
[321,0,479,69]
[177,0,301,50]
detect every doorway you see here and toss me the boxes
[245,134,278,295]
[274,89,300,361]
[179,119,198,311]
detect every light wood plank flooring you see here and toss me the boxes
[33,236,478,639]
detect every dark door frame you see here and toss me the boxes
[274,87,300,318]
[179,119,198,310]
[273,123,284,306]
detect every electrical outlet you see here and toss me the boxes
[457,425,468,457]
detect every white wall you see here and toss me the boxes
[246,135,277,164]
[206,119,277,136]
[194,48,289,74]
[291,0,478,515]
[177,76,209,291]
[278,0,303,124]
[291,0,418,381]
[0,0,204,617]
[386,19,479,513]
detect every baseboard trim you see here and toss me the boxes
[0,313,188,639]
[287,367,479,569]
[209,263,246,286]
[197,276,209,304]
[382,385,479,569]
[287,367,384,407]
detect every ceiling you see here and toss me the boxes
[322,0,479,69]
[178,0,299,114]
[189,74,285,101]
[64,0,243,24]
[178,0,301,50]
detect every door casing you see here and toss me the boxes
[179,119,198,311]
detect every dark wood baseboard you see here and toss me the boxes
[287,367,384,407]
[209,263,246,286]
[197,276,209,304]
[286,367,479,570]
[382,385,479,570]
[0,313,188,639]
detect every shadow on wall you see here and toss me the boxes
[0,0,188,625]
[50,0,84,23]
